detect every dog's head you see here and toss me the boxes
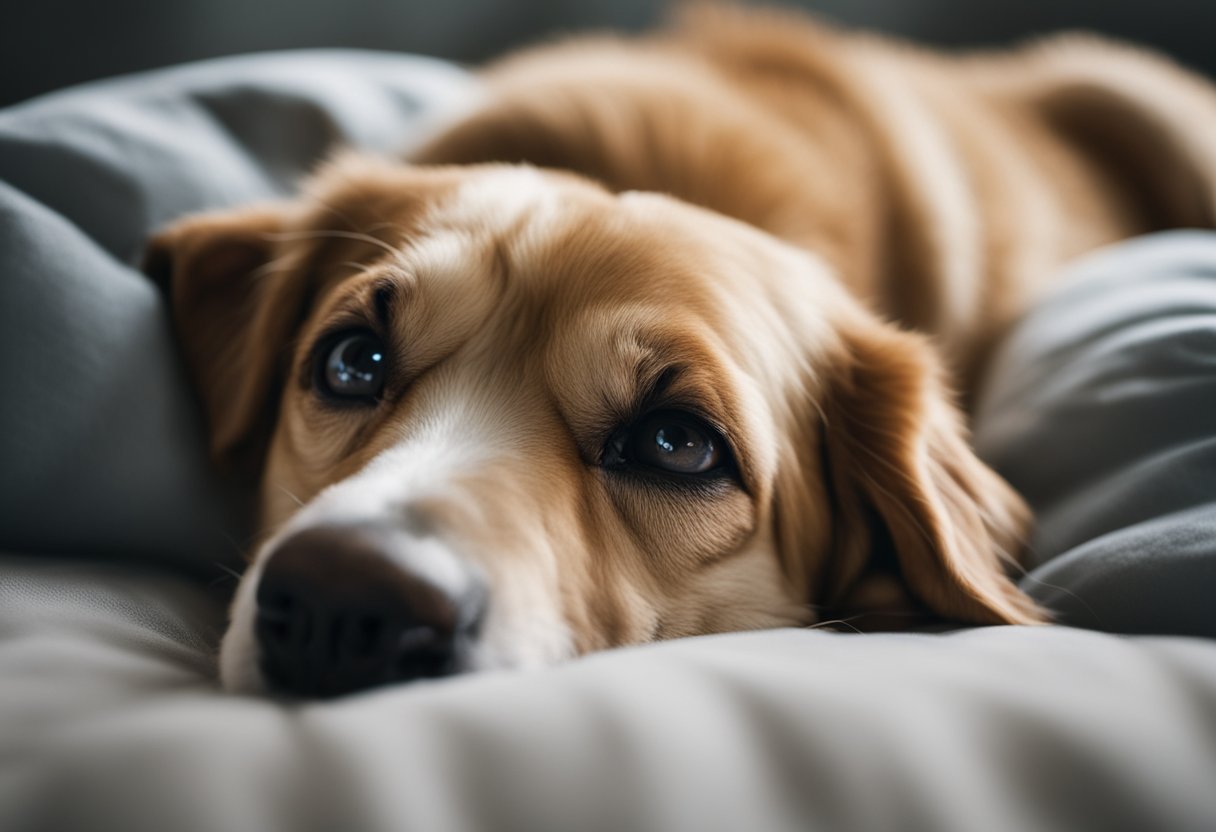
[147,155,1041,698]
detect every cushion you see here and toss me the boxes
[2,554,1215,832]
[975,232,1216,638]
[0,51,480,575]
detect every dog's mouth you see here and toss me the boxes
[245,522,487,699]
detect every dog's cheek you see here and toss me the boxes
[463,558,577,671]
[253,390,358,535]
[656,535,811,638]
[257,439,312,536]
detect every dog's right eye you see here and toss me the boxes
[316,330,386,401]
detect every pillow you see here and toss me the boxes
[974,231,1216,637]
[0,51,480,575]
[5,558,1216,832]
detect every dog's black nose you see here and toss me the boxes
[254,523,485,698]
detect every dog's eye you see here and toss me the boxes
[317,331,386,400]
[611,410,724,475]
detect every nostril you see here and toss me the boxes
[295,608,314,647]
[327,617,343,663]
[259,589,295,616]
[260,616,289,643]
[394,629,453,680]
[256,590,297,641]
[398,624,441,654]
[351,614,383,657]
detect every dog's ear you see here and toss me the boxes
[144,205,304,478]
[818,321,1045,626]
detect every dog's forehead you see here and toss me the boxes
[420,168,767,303]
[298,160,843,401]
[439,166,579,231]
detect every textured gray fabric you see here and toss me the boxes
[976,232,1216,638]
[0,50,480,575]
[2,554,1215,832]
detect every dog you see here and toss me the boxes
[146,6,1216,698]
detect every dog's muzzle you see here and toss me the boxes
[253,522,487,698]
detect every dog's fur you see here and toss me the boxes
[147,6,1216,694]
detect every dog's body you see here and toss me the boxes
[418,8,1216,384]
[148,7,1216,697]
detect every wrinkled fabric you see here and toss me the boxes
[976,232,1216,638]
[2,556,1215,832]
[0,50,479,574]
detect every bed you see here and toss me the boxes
[1,50,1214,832]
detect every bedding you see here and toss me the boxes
[1,50,1214,832]
[0,50,480,574]
[2,557,1215,832]
[975,232,1216,638]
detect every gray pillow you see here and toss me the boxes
[0,51,479,575]
[975,231,1216,638]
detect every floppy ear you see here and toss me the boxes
[144,205,304,478]
[820,322,1045,626]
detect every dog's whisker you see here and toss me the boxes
[337,260,371,277]
[1013,573,1101,626]
[217,531,264,572]
[274,484,306,508]
[310,194,397,234]
[261,229,400,258]
[212,561,245,581]
[806,617,866,635]
[207,560,245,589]
[249,251,297,282]
[807,607,933,634]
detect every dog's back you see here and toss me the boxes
[417,6,1216,383]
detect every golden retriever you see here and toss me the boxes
[146,6,1216,697]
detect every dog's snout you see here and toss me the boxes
[254,523,484,698]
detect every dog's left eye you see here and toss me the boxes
[606,410,726,476]
[317,330,386,400]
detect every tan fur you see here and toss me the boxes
[417,7,1216,380]
[146,7,1216,688]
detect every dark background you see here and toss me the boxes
[2,0,1214,108]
